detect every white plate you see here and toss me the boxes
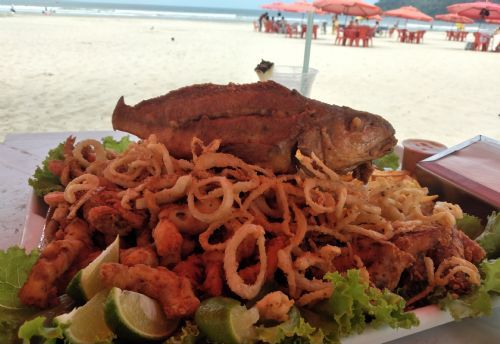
[21,192,500,343]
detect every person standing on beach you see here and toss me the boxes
[258,12,268,32]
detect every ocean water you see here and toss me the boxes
[1,1,495,32]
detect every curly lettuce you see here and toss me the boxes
[164,321,201,344]
[0,247,40,343]
[17,316,65,344]
[28,142,65,197]
[440,259,500,320]
[0,247,40,309]
[456,213,484,240]
[373,151,400,171]
[316,269,418,338]
[476,212,500,259]
[102,135,133,153]
[256,307,324,344]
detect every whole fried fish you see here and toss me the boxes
[112,81,396,180]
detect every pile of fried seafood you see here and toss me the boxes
[19,134,485,325]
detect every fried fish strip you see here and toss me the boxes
[100,263,200,319]
[19,219,92,308]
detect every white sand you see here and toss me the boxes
[1,15,499,146]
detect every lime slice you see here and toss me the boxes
[195,297,259,344]
[66,236,119,303]
[104,287,179,342]
[54,290,115,344]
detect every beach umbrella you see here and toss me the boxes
[368,14,382,21]
[383,6,433,22]
[435,13,475,24]
[313,0,382,17]
[261,2,286,11]
[447,1,500,21]
[281,1,326,14]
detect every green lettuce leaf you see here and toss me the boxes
[256,307,324,344]
[440,259,500,320]
[0,247,40,343]
[28,142,65,197]
[102,135,133,153]
[18,316,65,344]
[164,321,201,344]
[373,151,400,171]
[0,307,39,344]
[476,212,500,259]
[0,247,40,309]
[456,213,484,240]
[316,269,419,338]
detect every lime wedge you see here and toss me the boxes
[195,297,259,344]
[54,290,115,344]
[66,236,119,303]
[104,287,179,342]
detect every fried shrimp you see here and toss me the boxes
[19,219,92,308]
[256,291,294,322]
[100,263,200,319]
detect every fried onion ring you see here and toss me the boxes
[223,223,267,299]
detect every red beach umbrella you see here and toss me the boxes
[261,2,286,11]
[435,13,475,24]
[282,1,326,14]
[447,1,500,20]
[313,0,382,17]
[383,6,433,22]
[368,14,382,21]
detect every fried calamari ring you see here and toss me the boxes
[73,139,107,168]
[188,176,234,223]
[224,223,267,299]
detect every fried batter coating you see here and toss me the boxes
[256,291,294,322]
[120,246,159,267]
[100,263,200,319]
[153,218,183,267]
[201,251,224,296]
[173,255,204,290]
[83,190,146,236]
[19,219,92,308]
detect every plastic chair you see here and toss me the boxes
[355,27,370,47]
[399,29,408,43]
[343,28,356,46]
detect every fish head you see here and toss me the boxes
[298,106,397,173]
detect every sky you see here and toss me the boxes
[75,1,378,10]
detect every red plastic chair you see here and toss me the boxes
[344,28,357,46]
[414,31,425,44]
[399,29,408,43]
[355,27,370,47]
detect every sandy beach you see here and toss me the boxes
[1,15,499,146]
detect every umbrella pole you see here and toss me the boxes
[301,11,314,95]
